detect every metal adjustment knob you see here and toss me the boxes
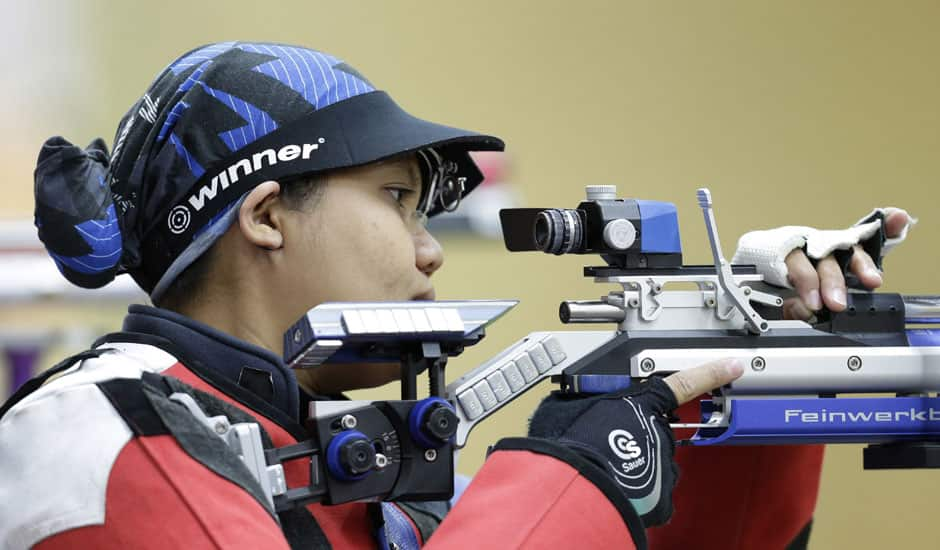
[409,397,459,449]
[602,219,637,250]
[326,430,376,482]
[585,185,617,201]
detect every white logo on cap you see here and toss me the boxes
[168,205,191,234]
[185,139,327,213]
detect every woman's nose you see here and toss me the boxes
[414,227,444,276]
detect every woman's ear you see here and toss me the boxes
[238,180,284,250]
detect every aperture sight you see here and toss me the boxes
[499,185,684,270]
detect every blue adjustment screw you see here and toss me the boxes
[409,397,459,449]
[326,430,375,481]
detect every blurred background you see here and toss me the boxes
[2,1,938,547]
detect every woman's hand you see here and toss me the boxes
[783,209,911,320]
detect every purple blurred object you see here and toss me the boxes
[6,346,42,394]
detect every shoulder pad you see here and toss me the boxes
[0,342,178,548]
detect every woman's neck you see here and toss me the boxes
[174,285,287,359]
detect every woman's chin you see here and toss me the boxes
[293,362,401,395]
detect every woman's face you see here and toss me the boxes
[278,155,444,393]
[283,155,442,304]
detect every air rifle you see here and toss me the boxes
[271,185,937,508]
[446,186,940,470]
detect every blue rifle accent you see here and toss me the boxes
[635,200,682,254]
[907,328,940,346]
[571,374,633,394]
[689,396,940,446]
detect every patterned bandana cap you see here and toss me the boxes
[34,42,504,299]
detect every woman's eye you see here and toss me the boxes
[386,187,414,205]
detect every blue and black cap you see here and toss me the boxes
[34,41,504,301]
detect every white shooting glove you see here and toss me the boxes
[731,208,916,288]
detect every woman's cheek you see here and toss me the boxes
[370,221,418,281]
[320,203,417,299]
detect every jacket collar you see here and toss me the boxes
[121,304,301,419]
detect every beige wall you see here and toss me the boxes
[3,2,938,547]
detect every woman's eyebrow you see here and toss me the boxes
[377,180,418,200]
[391,170,422,190]
[407,162,422,189]
[384,176,420,190]
[375,160,421,189]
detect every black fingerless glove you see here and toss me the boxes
[528,377,680,527]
